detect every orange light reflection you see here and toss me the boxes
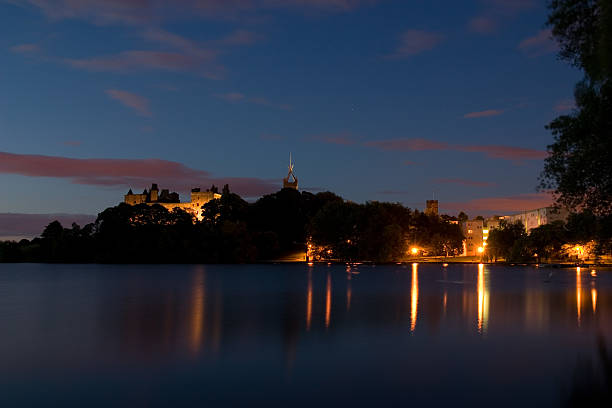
[410,263,418,333]
[325,273,332,329]
[190,268,206,354]
[576,267,582,326]
[306,271,313,331]
[477,263,489,335]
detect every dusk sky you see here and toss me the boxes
[0,0,580,238]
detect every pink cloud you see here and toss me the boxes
[105,89,151,117]
[388,30,444,58]
[66,50,223,79]
[0,151,278,197]
[464,109,504,118]
[0,213,96,240]
[365,138,449,151]
[443,192,553,213]
[554,98,576,112]
[434,178,496,187]
[518,29,558,57]
[141,28,207,55]
[468,16,497,34]
[18,0,377,25]
[216,92,246,102]
[459,144,547,160]
[469,1,536,36]
[9,43,40,53]
[364,138,547,161]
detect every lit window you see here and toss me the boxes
[468,229,473,234]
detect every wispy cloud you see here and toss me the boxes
[14,0,377,25]
[66,49,223,79]
[387,29,444,58]
[365,138,448,151]
[105,89,152,117]
[215,92,291,110]
[9,43,40,53]
[0,151,278,197]
[464,109,504,118]
[434,178,496,187]
[365,138,547,161]
[518,29,558,57]
[554,98,576,112]
[468,16,497,34]
[469,0,536,35]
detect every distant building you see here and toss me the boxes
[502,206,569,233]
[484,216,504,230]
[283,153,298,190]
[425,200,439,216]
[124,184,221,221]
[462,219,484,256]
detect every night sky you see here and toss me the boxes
[0,0,580,239]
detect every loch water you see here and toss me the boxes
[0,263,611,407]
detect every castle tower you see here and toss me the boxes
[283,153,298,190]
[149,183,159,202]
[425,200,439,216]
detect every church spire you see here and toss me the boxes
[283,153,298,190]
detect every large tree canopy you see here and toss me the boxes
[540,0,612,215]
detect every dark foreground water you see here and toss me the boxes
[0,263,611,407]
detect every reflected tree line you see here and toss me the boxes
[0,186,463,263]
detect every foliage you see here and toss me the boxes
[541,0,612,215]
[527,221,568,260]
[0,188,466,264]
[486,221,529,262]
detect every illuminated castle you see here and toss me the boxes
[124,183,221,221]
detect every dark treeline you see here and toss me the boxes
[486,212,612,263]
[0,186,463,263]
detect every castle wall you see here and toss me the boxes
[123,187,220,221]
[124,194,147,205]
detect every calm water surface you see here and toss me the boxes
[0,263,611,407]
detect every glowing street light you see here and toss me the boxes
[411,247,419,255]
[477,246,484,254]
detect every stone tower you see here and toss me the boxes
[425,200,439,216]
[283,153,298,190]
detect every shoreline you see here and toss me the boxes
[1,260,611,267]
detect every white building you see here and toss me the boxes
[502,206,569,233]
[462,219,484,256]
